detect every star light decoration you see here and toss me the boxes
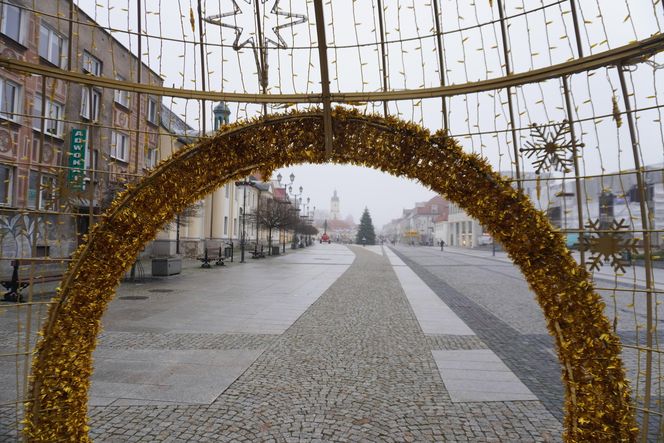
[204,0,307,50]
[581,218,639,273]
[521,120,583,174]
[205,1,306,94]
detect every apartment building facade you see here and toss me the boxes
[0,1,162,268]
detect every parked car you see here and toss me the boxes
[478,234,493,246]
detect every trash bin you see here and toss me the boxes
[224,246,232,258]
[272,246,280,256]
[151,256,182,276]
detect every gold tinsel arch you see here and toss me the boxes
[25,108,636,442]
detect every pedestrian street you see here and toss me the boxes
[71,244,563,442]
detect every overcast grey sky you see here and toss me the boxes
[272,164,435,228]
[75,0,664,227]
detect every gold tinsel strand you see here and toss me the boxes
[612,95,623,128]
[23,108,636,442]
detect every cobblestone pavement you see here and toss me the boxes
[97,332,279,350]
[391,246,664,439]
[390,247,564,422]
[83,246,560,442]
[425,334,488,351]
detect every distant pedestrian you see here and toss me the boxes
[440,240,445,251]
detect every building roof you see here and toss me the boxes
[255,182,272,192]
[160,104,197,144]
[412,195,449,216]
[273,187,289,202]
[326,219,354,231]
[75,2,163,81]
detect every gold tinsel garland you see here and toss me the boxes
[23,108,637,442]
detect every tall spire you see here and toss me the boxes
[330,190,340,220]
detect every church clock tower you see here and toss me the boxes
[330,190,340,220]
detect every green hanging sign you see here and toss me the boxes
[68,128,87,190]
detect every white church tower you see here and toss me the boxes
[331,190,340,220]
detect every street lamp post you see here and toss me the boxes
[309,205,315,245]
[289,185,304,247]
[290,207,300,249]
[302,198,310,245]
[277,172,296,250]
[235,178,254,263]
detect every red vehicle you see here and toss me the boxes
[320,233,331,244]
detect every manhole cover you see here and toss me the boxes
[148,289,175,293]
[119,296,149,300]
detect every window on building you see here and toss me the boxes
[628,185,654,203]
[39,23,67,68]
[39,174,56,211]
[84,148,98,180]
[34,245,49,257]
[32,95,64,137]
[0,164,13,206]
[225,185,229,198]
[110,131,129,162]
[82,51,102,76]
[114,76,129,107]
[27,171,38,209]
[224,216,228,235]
[147,97,158,125]
[146,147,157,169]
[431,204,438,214]
[80,87,101,121]
[1,2,24,44]
[0,78,20,121]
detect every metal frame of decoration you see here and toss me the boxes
[24,108,635,442]
[3,1,664,441]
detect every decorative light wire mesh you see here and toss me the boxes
[0,0,664,440]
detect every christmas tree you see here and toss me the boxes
[355,207,376,245]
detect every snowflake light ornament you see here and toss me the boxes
[521,120,583,174]
[581,218,639,273]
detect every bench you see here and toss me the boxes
[197,247,225,268]
[251,244,266,259]
[2,259,65,303]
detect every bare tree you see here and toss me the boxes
[251,197,295,254]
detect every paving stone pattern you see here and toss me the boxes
[97,332,278,350]
[391,247,565,422]
[425,334,488,351]
[394,247,664,440]
[85,246,560,442]
[0,408,20,442]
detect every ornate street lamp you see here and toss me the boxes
[289,185,304,247]
[235,177,255,263]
